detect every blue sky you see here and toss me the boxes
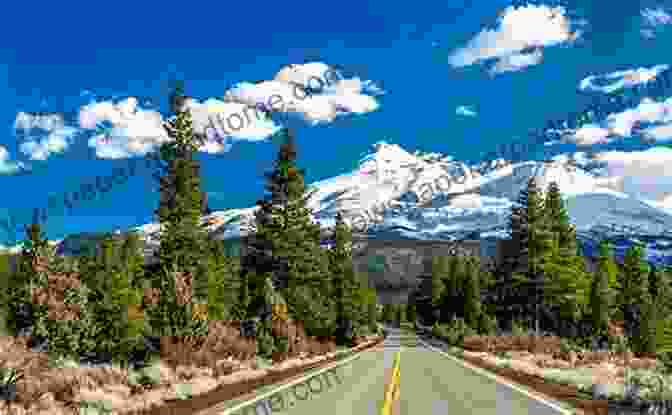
[2,0,672,245]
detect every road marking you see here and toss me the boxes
[213,349,365,415]
[416,338,572,415]
[380,348,401,415]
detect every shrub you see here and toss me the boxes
[511,319,527,336]
[440,318,476,346]
[477,313,498,336]
[559,338,574,355]
[256,319,276,359]
[612,335,631,356]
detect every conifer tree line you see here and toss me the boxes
[418,177,672,355]
[1,83,382,367]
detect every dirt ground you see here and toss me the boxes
[459,349,660,415]
[0,333,383,415]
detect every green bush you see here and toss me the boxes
[275,335,289,354]
[656,316,672,354]
[511,319,527,336]
[559,338,575,355]
[256,319,275,359]
[477,313,498,335]
[431,321,446,338]
[432,318,476,346]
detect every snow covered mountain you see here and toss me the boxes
[32,141,672,267]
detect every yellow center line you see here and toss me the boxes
[380,347,401,415]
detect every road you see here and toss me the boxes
[233,326,577,415]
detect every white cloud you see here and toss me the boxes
[80,96,275,159]
[566,124,611,145]
[641,7,672,38]
[13,112,79,160]
[578,64,669,93]
[455,105,477,117]
[80,62,383,159]
[185,97,281,144]
[224,63,382,124]
[80,97,170,159]
[594,147,672,205]
[0,146,25,175]
[448,4,581,74]
[559,97,672,145]
[488,48,543,75]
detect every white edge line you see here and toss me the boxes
[217,348,368,415]
[416,337,573,415]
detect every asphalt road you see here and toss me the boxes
[242,326,576,415]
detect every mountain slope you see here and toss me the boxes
[7,141,671,267]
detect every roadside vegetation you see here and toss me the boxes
[413,176,672,407]
[0,84,384,414]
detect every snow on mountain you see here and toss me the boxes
[9,141,670,267]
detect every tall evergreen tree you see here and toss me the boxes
[382,303,394,323]
[636,293,658,355]
[329,213,358,344]
[446,256,465,321]
[540,235,590,336]
[243,129,334,336]
[655,267,672,317]
[589,243,613,337]
[406,301,417,325]
[501,177,550,333]
[543,181,577,255]
[618,243,650,338]
[430,255,448,321]
[367,290,379,331]
[462,256,482,329]
[6,218,50,336]
[148,83,209,337]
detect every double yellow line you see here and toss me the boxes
[380,350,401,415]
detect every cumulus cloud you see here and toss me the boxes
[455,105,477,117]
[80,96,279,159]
[448,4,581,74]
[13,112,79,161]
[641,7,672,38]
[79,62,383,159]
[224,62,382,124]
[594,147,672,205]
[0,146,25,175]
[559,97,672,145]
[578,64,669,93]
[488,48,543,75]
[80,97,171,159]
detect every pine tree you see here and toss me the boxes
[382,304,394,323]
[590,243,612,336]
[618,243,650,338]
[430,256,448,321]
[119,231,145,291]
[462,257,482,329]
[148,83,209,337]
[539,180,598,336]
[541,236,590,335]
[195,240,242,321]
[367,289,379,332]
[329,213,358,344]
[406,301,417,325]
[636,294,658,355]
[6,219,50,336]
[395,304,404,326]
[446,256,465,321]
[243,129,334,337]
[656,267,672,317]
[500,178,550,333]
[543,181,577,255]
[647,265,672,316]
